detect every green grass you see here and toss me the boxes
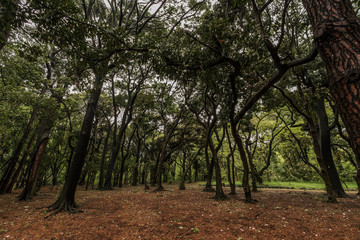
[259,181,358,190]
[199,181,358,191]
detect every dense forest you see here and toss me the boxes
[1,0,360,215]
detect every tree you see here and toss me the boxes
[302,0,360,194]
[0,0,20,51]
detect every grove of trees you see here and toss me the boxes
[1,0,360,213]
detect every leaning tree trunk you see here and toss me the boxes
[5,132,36,193]
[48,72,105,213]
[302,0,360,194]
[0,108,38,194]
[18,121,52,201]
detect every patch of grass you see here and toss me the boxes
[191,227,200,233]
[259,181,357,190]
[198,181,358,191]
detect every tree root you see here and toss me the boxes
[152,186,164,192]
[212,193,229,201]
[245,198,258,204]
[326,198,338,203]
[45,201,83,218]
[203,186,215,192]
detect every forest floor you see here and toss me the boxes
[0,183,359,240]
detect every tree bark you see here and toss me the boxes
[48,71,105,213]
[18,121,52,201]
[302,0,360,194]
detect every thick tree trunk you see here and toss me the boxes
[316,98,347,197]
[48,72,104,213]
[302,0,360,194]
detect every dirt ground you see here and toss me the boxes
[0,183,359,240]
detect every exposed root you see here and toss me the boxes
[203,186,215,192]
[336,193,351,198]
[178,183,186,190]
[228,191,237,195]
[212,193,229,201]
[245,198,258,204]
[326,198,338,203]
[45,201,83,218]
[152,186,164,192]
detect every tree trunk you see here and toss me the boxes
[131,156,140,186]
[248,156,258,192]
[179,146,203,190]
[0,109,37,194]
[0,0,19,51]
[225,126,237,195]
[316,98,347,197]
[98,124,111,190]
[5,132,36,193]
[18,122,52,201]
[155,144,167,191]
[209,137,228,200]
[230,121,253,202]
[307,117,337,202]
[203,141,215,192]
[48,72,104,213]
[302,0,360,194]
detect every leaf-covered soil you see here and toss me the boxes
[0,183,359,240]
